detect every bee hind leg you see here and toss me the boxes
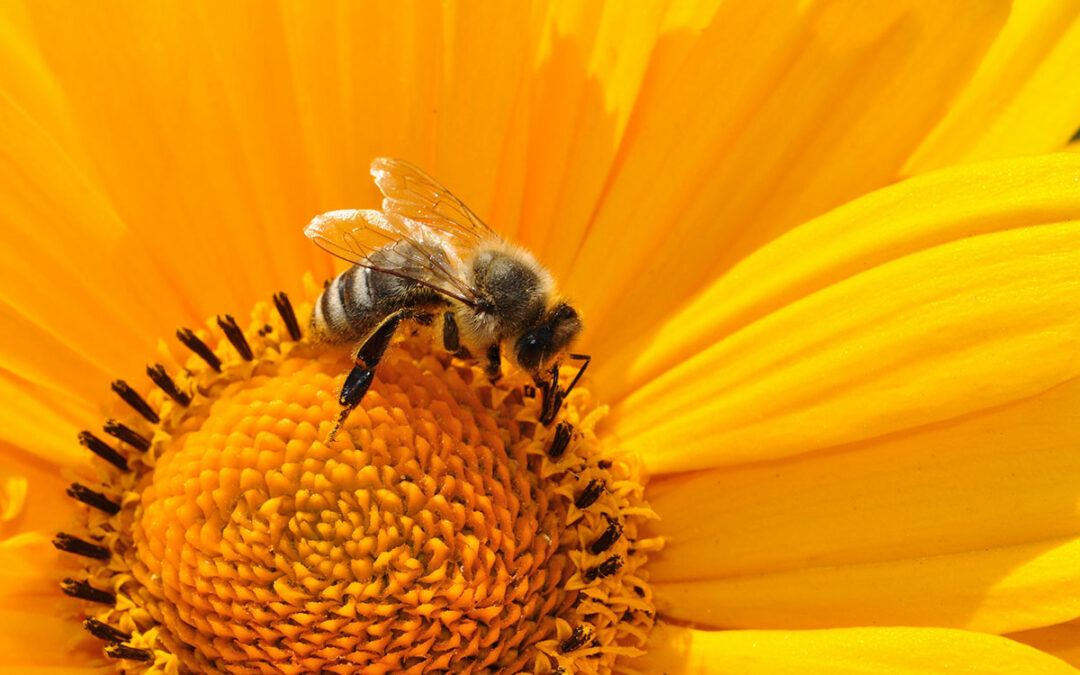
[326,311,405,443]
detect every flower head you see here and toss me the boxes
[3,1,1080,673]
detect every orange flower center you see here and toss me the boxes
[57,283,659,675]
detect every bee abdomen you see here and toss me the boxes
[312,265,375,342]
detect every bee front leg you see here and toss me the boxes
[485,343,502,383]
[538,354,589,426]
[327,311,405,443]
[538,363,561,426]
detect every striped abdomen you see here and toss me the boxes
[312,253,445,344]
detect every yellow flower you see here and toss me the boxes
[3,1,1080,673]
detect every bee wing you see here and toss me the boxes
[371,158,502,247]
[304,209,482,307]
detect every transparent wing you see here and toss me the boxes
[371,158,501,247]
[304,209,481,307]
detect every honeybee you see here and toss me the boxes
[306,158,589,440]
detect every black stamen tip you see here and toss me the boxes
[110,380,160,424]
[633,585,646,597]
[146,364,191,406]
[217,314,253,361]
[84,618,131,642]
[176,328,222,372]
[588,515,623,555]
[77,431,127,471]
[273,292,302,341]
[548,422,573,460]
[558,625,593,653]
[66,483,121,515]
[574,479,604,509]
[584,555,623,582]
[105,643,154,662]
[60,578,115,604]
[103,419,151,452]
[53,533,110,560]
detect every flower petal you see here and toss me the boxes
[905,1,1080,174]
[0,443,78,538]
[1010,619,1080,670]
[631,622,1079,674]
[611,154,1080,474]
[567,0,1007,362]
[644,375,1080,633]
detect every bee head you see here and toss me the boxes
[513,302,583,377]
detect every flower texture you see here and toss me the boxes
[2,1,1080,673]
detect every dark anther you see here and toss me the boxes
[589,515,624,555]
[84,618,131,642]
[273,292,303,341]
[66,483,121,515]
[53,533,110,560]
[105,643,154,662]
[146,364,191,406]
[60,578,115,604]
[548,422,574,460]
[110,380,160,424]
[584,555,623,582]
[597,460,612,470]
[217,314,253,360]
[633,585,646,597]
[257,324,273,336]
[176,328,222,372]
[558,625,593,653]
[77,431,127,471]
[574,479,604,509]
[103,419,151,452]
[523,384,536,398]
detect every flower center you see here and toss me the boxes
[56,280,659,674]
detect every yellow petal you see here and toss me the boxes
[1010,619,1080,670]
[0,86,196,401]
[0,442,78,538]
[0,533,72,607]
[0,535,99,666]
[612,154,1080,474]
[0,370,94,468]
[644,377,1080,633]
[567,0,1007,360]
[631,622,1079,674]
[0,609,95,667]
[905,1,1080,174]
[0,475,27,522]
[505,0,669,257]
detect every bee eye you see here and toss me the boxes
[514,329,550,373]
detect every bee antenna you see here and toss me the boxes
[563,353,591,398]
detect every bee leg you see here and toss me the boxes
[538,354,590,426]
[485,343,502,383]
[326,311,405,443]
[539,364,561,426]
[442,311,460,353]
